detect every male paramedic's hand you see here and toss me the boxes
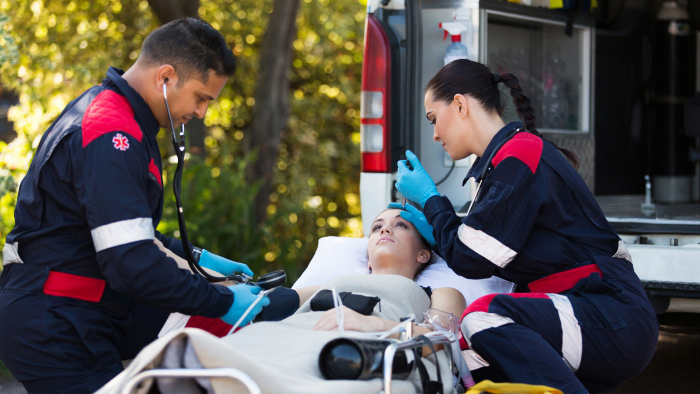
[395,150,439,208]
[221,285,270,326]
[388,202,436,247]
[199,249,254,277]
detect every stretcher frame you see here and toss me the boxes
[120,332,459,394]
[122,367,262,394]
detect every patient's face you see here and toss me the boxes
[367,209,427,276]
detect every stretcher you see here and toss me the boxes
[119,331,461,394]
[99,236,514,394]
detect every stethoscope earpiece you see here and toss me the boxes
[162,78,169,99]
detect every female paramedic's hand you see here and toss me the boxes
[313,306,387,332]
[388,202,436,247]
[395,150,439,208]
[220,284,270,326]
[199,249,254,277]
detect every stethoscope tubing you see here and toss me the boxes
[163,82,246,283]
[465,126,524,217]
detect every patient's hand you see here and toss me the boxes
[313,306,387,332]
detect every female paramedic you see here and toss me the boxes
[0,18,272,394]
[394,59,658,394]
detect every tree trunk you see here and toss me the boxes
[147,0,199,25]
[147,0,206,159]
[244,0,300,225]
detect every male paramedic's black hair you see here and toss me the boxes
[140,17,236,83]
[425,59,579,169]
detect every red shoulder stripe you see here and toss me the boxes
[148,158,163,188]
[491,132,543,174]
[82,90,143,147]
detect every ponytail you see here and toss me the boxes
[498,72,580,169]
[426,59,580,169]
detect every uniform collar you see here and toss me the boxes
[103,67,160,137]
[463,121,524,186]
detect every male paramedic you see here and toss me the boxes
[0,18,270,394]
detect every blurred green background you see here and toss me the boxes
[0,0,368,286]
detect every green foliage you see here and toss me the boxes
[158,152,267,267]
[0,0,156,267]
[157,147,316,281]
[0,13,18,65]
[0,356,10,377]
[170,0,366,275]
[0,0,155,141]
[0,0,366,281]
[199,0,367,257]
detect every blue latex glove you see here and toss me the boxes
[388,202,436,247]
[199,249,254,277]
[395,150,439,208]
[221,284,270,326]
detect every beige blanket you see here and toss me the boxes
[97,274,456,394]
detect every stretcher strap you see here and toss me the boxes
[413,335,443,394]
[528,264,602,294]
[43,271,106,302]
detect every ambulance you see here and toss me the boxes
[359,0,700,314]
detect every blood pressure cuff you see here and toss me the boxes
[310,290,380,316]
[259,287,300,322]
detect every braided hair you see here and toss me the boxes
[425,59,579,169]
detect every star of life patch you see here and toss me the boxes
[112,133,130,151]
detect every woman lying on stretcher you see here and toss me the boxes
[166,207,466,341]
[101,209,469,394]
[296,207,466,337]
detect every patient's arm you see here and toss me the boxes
[313,306,448,357]
[429,287,466,319]
[313,286,466,355]
[295,285,321,306]
[313,286,465,334]
[313,287,464,333]
[313,306,395,333]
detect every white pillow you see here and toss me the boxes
[292,236,514,305]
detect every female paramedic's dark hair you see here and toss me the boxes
[140,17,237,83]
[425,59,580,169]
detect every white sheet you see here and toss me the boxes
[99,275,455,394]
[293,236,514,305]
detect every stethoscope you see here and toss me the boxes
[464,125,524,216]
[162,79,286,288]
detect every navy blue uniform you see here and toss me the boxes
[422,122,658,394]
[0,68,233,393]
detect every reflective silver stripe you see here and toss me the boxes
[91,218,154,252]
[548,293,583,372]
[462,349,490,371]
[461,311,514,347]
[613,239,632,262]
[2,242,23,265]
[457,224,517,268]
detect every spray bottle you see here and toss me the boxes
[439,22,469,66]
